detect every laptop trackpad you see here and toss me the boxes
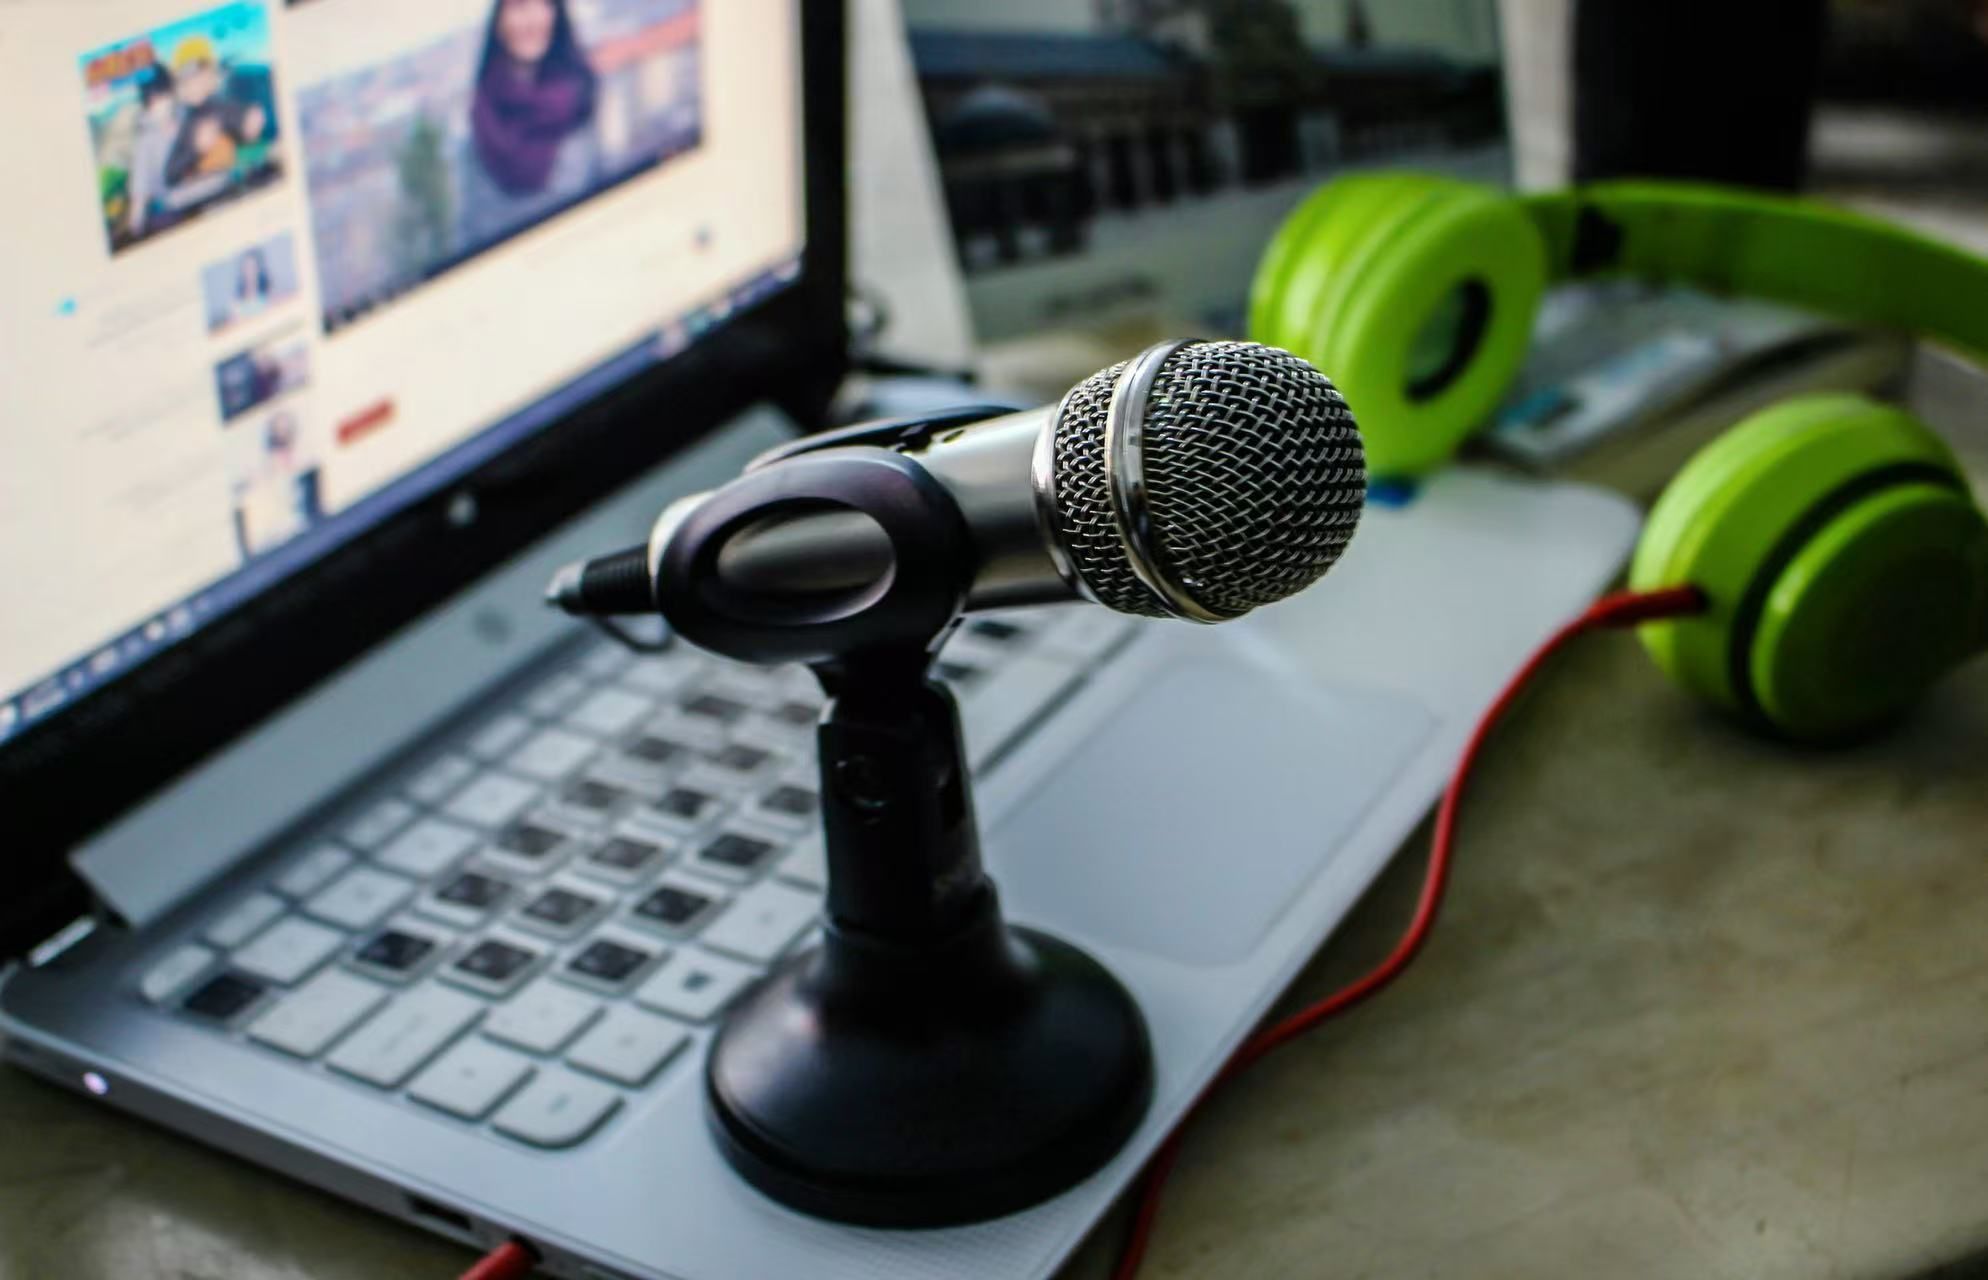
[988,657,1434,967]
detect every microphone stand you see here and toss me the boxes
[656,447,1153,1226]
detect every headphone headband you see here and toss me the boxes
[1248,172,1988,738]
[1250,173,1988,477]
[1521,183,1988,365]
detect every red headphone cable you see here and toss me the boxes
[458,1239,538,1280]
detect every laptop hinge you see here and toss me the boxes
[0,868,96,967]
[27,916,101,969]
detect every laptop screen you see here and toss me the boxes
[0,0,803,743]
[903,0,1508,341]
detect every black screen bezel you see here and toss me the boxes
[1,2,847,958]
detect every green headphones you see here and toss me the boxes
[1251,174,1988,742]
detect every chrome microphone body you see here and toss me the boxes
[549,339,1366,630]
[702,404,1065,611]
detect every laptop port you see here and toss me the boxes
[405,1194,475,1237]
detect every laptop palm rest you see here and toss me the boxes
[989,657,1433,967]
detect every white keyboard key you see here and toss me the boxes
[523,673,588,719]
[713,664,807,709]
[274,843,354,899]
[483,980,602,1055]
[327,985,482,1088]
[374,819,478,879]
[564,687,653,738]
[700,880,819,963]
[408,1038,536,1120]
[465,712,532,761]
[774,835,826,891]
[634,949,759,1023]
[139,943,216,1005]
[247,968,388,1058]
[618,654,697,696]
[304,867,416,931]
[204,892,285,949]
[231,918,346,985]
[640,709,729,754]
[1038,609,1137,661]
[406,753,476,806]
[958,652,1084,771]
[580,640,634,679]
[506,728,598,782]
[442,773,540,829]
[492,1070,622,1149]
[343,797,417,850]
[566,1007,688,1087]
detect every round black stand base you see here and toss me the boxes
[705,905,1154,1228]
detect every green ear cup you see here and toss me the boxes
[1631,393,1988,740]
[1249,172,1431,352]
[1247,174,1547,478]
[1752,482,1988,739]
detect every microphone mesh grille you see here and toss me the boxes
[1049,341,1365,620]
[1047,357,1150,615]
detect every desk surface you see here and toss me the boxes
[9,363,1988,1280]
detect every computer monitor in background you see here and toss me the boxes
[902,0,1510,343]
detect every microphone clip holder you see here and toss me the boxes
[664,447,1152,1226]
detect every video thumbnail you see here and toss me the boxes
[226,404,324,558]
[214,331,311,422]
[201,230,301,334]
[298,0,703,334]
[81,2,284,255]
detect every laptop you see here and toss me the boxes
[1,3,1643,1278]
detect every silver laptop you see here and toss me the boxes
[1,4,1642,1277]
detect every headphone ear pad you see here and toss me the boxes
[1632,394,1988,741]
[1249,172,1432,353]
[1247,174,1547,478]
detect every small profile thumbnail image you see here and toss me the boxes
[300,0,702,332]
[214,332,311,423]
[201,230,301,334]
[81,1,284,254]
[226,404,323,559]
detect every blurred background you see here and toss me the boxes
[851,0,1988,486]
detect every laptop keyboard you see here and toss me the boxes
[135,607,1137,1150]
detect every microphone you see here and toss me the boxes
[549,339,1365,627]
[551,342,1361,1222]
